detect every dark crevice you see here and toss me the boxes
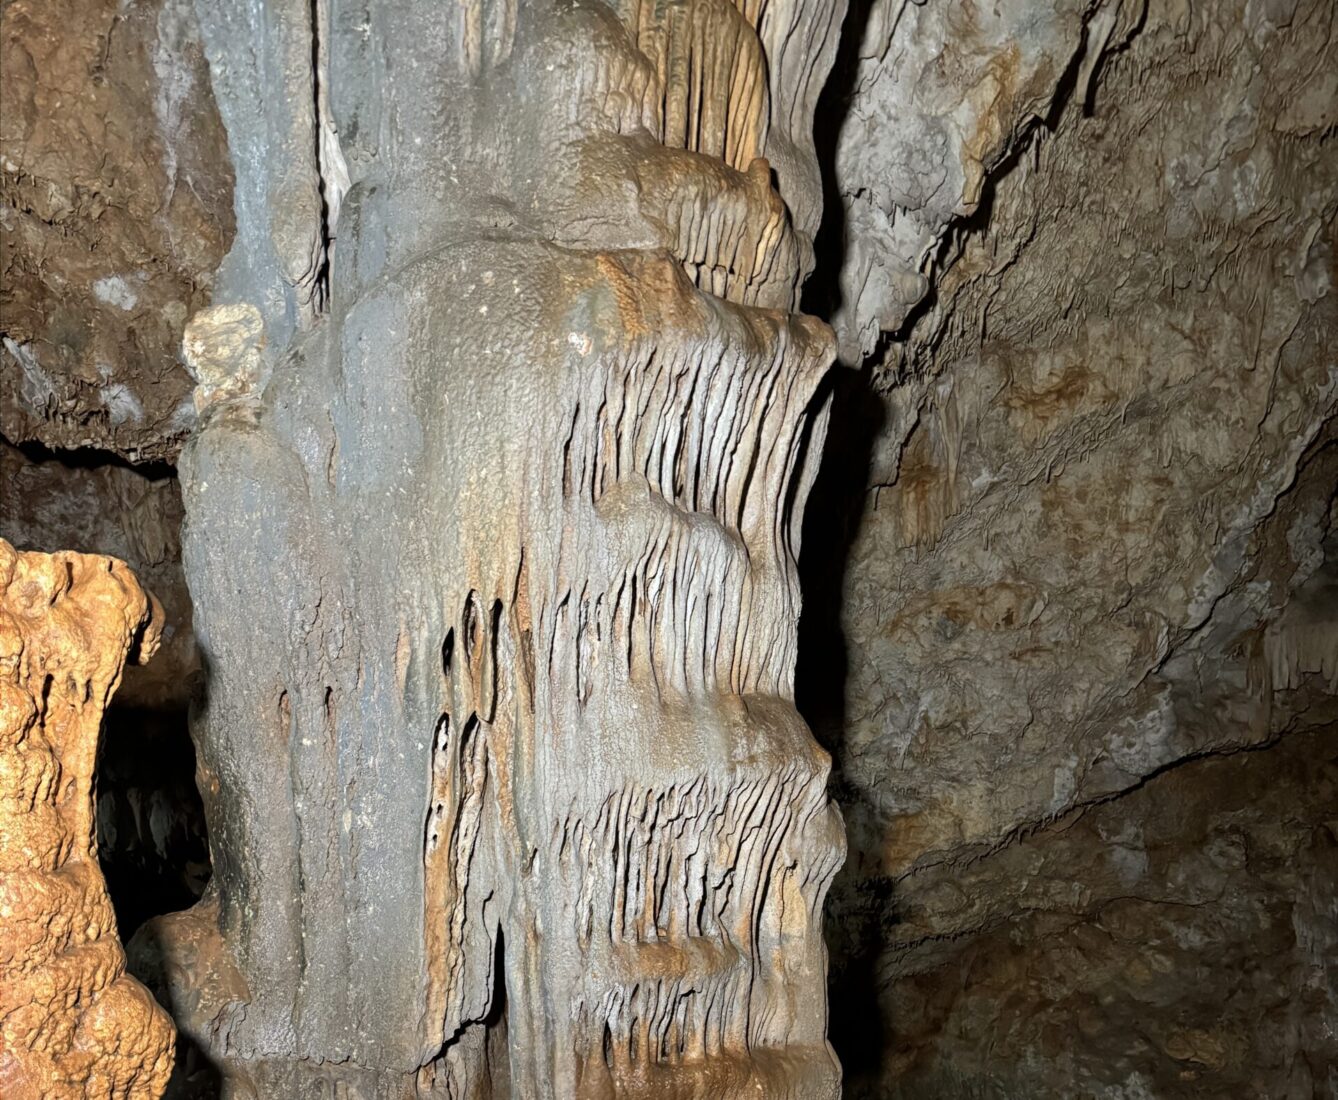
[4,434,176,480]
[791,0,887,1080]
[309,0,334,313]
[884,13,1097,362]
[793,361,884,1080]
[97,706,211,940]
[796,7,1131,1089]
[801,0,869,324]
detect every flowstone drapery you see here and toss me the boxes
[0,539,175,1098]
[136,1,847,1096]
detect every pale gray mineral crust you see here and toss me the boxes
[129,1,849,1097]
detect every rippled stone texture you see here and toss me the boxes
[0,538,174,1098]
[134,0,847,1096]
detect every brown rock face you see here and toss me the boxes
[0,0,234,462]
[810,0,1338,1093]
[0,441,208,938]
[0,538,174,1098]
[874,718,1338,1097]
[0,441,195,711]
[3,0,1334,1094]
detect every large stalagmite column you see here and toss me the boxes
[0,539,175,1099]
[141,0,848,1095]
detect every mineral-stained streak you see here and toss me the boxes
[134,0,847,1096]
[0,538,175,1098]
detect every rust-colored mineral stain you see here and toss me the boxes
[0,538,174,1099]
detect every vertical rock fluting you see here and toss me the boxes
[0,539,175,1098]
[136,1,847,1096]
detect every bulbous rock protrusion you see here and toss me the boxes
[0,538,174,1100]
[181,303,269,414]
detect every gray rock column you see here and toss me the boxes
[135,1,848,1096]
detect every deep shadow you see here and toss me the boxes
[793,0,892,1084]
[795,364,887,1084]
[98,705,211,939]
[12,436,177,480]
[801,0,875,324]
[116,661,224,1099]
[795,0,880,743]
[130,916,225,1100]
[793,4,1120,1088]
[795,369,882,778]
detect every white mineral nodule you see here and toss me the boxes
[181,303,268,412]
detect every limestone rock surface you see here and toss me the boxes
[813,0,1338,1094]
[0,538,175,1098]
[1,441,208,939]
[2,0,1335,1096]
[132,1,849,1097]
[0,0,234,462]
[0,441,195,709]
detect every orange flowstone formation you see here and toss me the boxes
[0,538,175,1099]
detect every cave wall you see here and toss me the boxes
[814,0,1338,1095]
[1,0,226,947]
[0,0,234,462]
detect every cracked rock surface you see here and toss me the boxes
[811,0,1338,1094]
